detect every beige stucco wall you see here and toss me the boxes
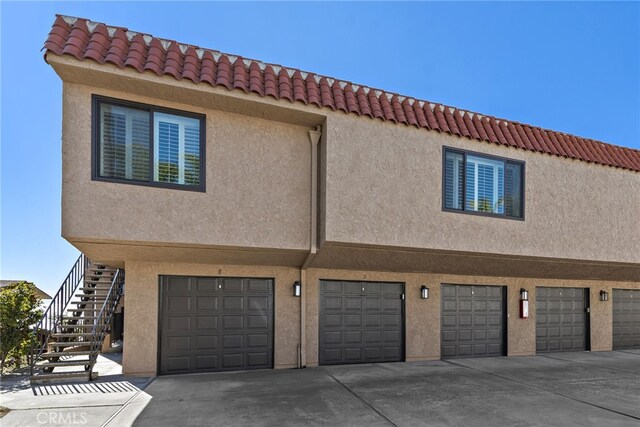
[121,262,638,376]
[62,82,312,252]
[122,262,301,376]
[323,113,640,264]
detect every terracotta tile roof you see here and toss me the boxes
[44,15,640,172]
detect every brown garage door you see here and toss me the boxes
[536,287,589,353]
[159,276,273,375]
[319,280,404,365]
[441,284,506,358]
[613,289,640,350]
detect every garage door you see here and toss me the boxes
[441,284,506,358]
[319,280,404,365]
[159,276,273,375]
[536,287,589,353]
[613,289,640,349]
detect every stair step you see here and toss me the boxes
[59,324,97,330]
[52,332,95,338]
[70,301,104,304]
[67,308,101,312]
[74,295,108,299]
[37,359,91,367]
[48,342,92,347]
[31,371,97,383]
[40,351,92,358]
[63,316,98,320]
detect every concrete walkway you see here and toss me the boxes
[2,351,639,426]
[0,354,153,427]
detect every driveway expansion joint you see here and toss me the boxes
[319,367,397,427]
[538,353,640,376]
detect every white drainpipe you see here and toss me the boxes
[299,126,321,368]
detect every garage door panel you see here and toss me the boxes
[319,280,404,365]
[364,315,381,327]
[195,278,217,292]
[344,315,362,327]
[194,335,217,350]
[166,336,190,351]
[441,284,506,358]
[247,315,268,329]
[167,296,190,312]
[364,348,381,359]
[222,296,244,311]
[247,352,270,367]
[195,296,218,311]
[325,297,342,310]
[222,278,244,293]
[536,286,588,353]
[167,316,190,331]
[222,315,243,329]
[613,289,640,349]
[345,297,362,310]
[166,277,190,292]
[160,276,273,375]
[195,316,217,330]
[324,314,342,328]
[247,296,269,311]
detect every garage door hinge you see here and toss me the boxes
[401,294,405,300]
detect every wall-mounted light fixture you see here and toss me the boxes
[293,281,301,297]
[520,288,529,319]
[600,290,609,302]
[421,286,429,299]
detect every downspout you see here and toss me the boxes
[299,126,321,368]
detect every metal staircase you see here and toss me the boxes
[29,254,124,383]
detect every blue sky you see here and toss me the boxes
[1,1,639,297]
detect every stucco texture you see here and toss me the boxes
[62,82,311,253]
[323,113,640,265]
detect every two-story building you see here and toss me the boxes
[43,15,640,377]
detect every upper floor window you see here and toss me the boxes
[443,147,524,219]
[93,96,205,191]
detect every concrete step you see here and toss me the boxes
[48,341,92,347]
[40,351,92,358]
[62,316,98,320]
[30,371,98,384]
[37,359,91,368]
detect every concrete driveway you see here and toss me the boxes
[134,350,640,427]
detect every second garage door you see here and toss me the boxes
[319,280,404,365]
[159,276,273,375]
[536,287,589,353]
[441,284,506,358]
[613,289,640,350]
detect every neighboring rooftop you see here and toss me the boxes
[44,15,640,172]
[0,280,52,300]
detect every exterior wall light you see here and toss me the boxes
[600,290,609,302]
[293,281,301,297]
[421,286,429,299]
[520,288,529,319]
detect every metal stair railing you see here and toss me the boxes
[29,253,88,376]
[88,269,124,378]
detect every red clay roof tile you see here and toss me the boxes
[43,15,640,172]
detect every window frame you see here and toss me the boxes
[91,95,206,192]
[442,146,525,221]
